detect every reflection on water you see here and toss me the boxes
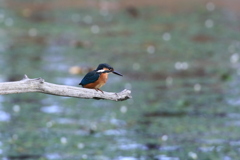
[56,118,76,124]
[118,142,146,151]
[155,155,180,160]
[230,140,240,146]
[116,155,180,160]
[160,146,180,151]
[103,129,127,136]
[0,110,10,121]
[45,153,62,160]
[199,146,215,152]
[116,157,138,160]
[0,96,4,103]
[202,139,226,145]
[41,105,63,114]
[226,120,240,126]
[227,99,240,106]
[227,113,240,119]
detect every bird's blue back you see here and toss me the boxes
[79,70,100,85]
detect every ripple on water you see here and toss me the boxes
[0,96,4,102]
[199,146,215,152]
[227,99,240,106]
[115,157,138,160]
[225,113,240,126]
[113,137,147,151]
[227,113,240,118]
[230,140,240,146]
[110,119,126,127]
[41,105,63,114]
[56,118,76,124]
[201,139,225,145]
[45,153,61,160]
[155,155,180,160]
[226,120,240,126]
[116,155,180,160]
[118,143,146,150]
[160,145,180,151]
[103,129,127,136]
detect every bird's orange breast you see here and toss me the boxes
[83,73,108,89]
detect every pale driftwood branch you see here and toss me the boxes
[0,75,132,101]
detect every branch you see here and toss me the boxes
[0,75,132,101]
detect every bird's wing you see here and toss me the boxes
[79,71,100,85]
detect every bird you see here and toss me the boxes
[79,63,123,93]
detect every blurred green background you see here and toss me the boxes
[1,0,240,159]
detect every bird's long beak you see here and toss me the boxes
[112,70,123,76]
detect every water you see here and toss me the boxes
[0,110,10,122]
[1,1,240,159]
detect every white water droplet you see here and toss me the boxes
[91,25,100,34]
[205,19,214,28]
[60,137,67,144]
[206,2,215,11]
[161,135,168,141]
[194,83,201,92]
[147,45,155,54]
[46,121,54,128]
[120,106,127,113]
[90,123,97,130]
[181,62,189,70]
[188,152,198,159]
[175,62,182,70]
[174,62,189,70]
[230,53,239,64]
[78,143,85,149]
[13,105,20,112]
[163,32,171,41]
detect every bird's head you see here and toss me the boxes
[96,63,123,76]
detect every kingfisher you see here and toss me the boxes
[79,63,123,93]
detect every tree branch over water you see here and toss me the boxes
[0,75,132,101]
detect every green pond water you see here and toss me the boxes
[1,1,240,160]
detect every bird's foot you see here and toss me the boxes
[95,88,104,94]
